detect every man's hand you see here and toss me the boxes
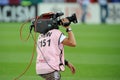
[67,62,76,74]
[61,18,71,27]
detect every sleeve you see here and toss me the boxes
[60,34,66,43]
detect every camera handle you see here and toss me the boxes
[62,22,71,27]
[30,25,34,33]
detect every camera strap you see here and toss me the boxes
[58,33,65,71]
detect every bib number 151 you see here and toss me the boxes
[39,39,51,47]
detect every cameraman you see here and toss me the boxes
[36,12,76,80]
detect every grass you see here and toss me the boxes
[0,23,120,80]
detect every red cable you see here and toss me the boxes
[14,43,36,80]
[14,17,38,80]
[20,18,33,41]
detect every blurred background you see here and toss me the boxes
[0,0,120,80]
[0,0,120,24]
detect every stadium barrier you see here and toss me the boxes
[0,5,37,22]
[107,3,120,24]
[0,3,120,24]
[38,3,100,24]
[38,3,120,24]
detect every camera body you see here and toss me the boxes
[31,12,77,34]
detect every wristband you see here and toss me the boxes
[65,60,69,65]
[66,28,72,32]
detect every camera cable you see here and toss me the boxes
[14,18,37,80]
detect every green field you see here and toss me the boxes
[0,23,120,80]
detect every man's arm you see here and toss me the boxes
[65,60,76,74]
[61,18,76,47]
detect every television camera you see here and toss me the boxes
[30,12,78,34]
